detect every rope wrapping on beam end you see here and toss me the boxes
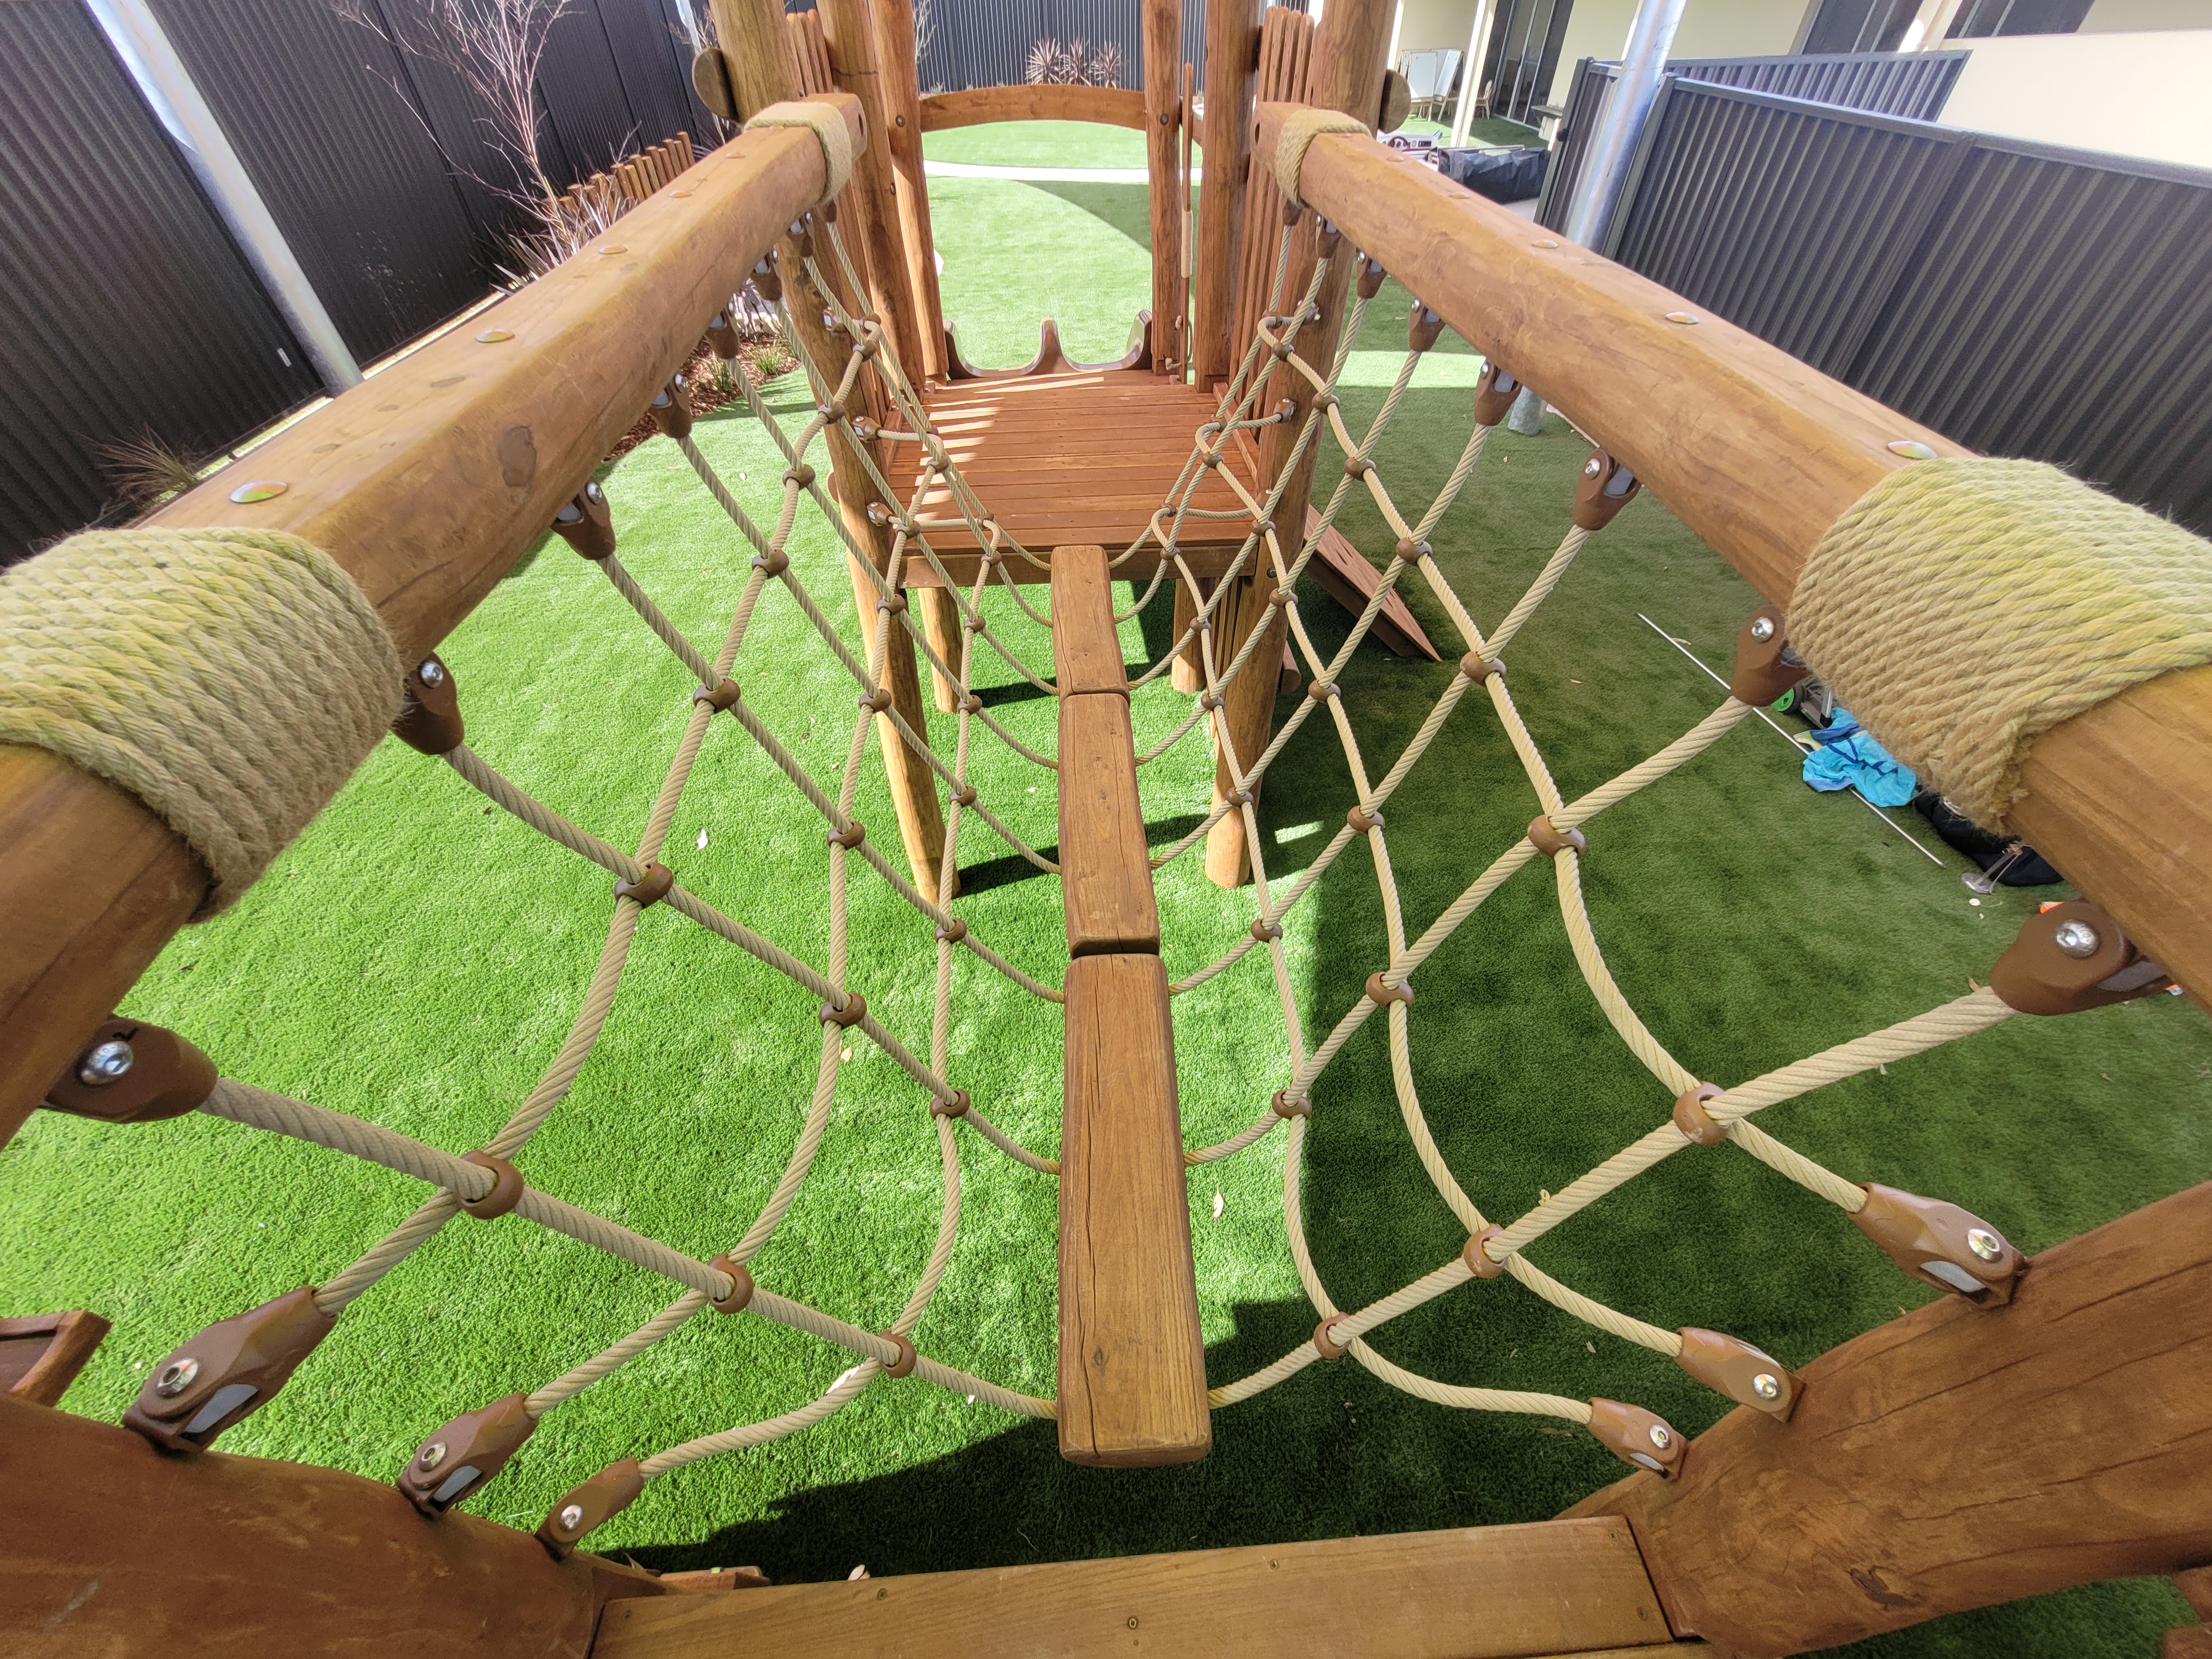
[1272,109,1368,210]
[0,527,400,914]
[747,99,854,206]
[1793,457,2212,830]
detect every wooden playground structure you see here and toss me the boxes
[4,0,2211,1656]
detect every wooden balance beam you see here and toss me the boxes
[1052,545,1210,1468]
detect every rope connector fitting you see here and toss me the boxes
[958,693,984,715]
[752,253,784,303]
[753,549,790,579]
[649,374,693,441]
[43,1016,216,1125]
[1251,916,1284,943]
[881,1332,919,1378]
[551,480,616,561]
[1357,257,1387,300]
[1407,304,1445,353]
[1348,804,1384,833]
[1316,220,1342,256]
[828,820,866,850]
[1527,815,1585,859]
[817,399,847,424]
[1571,450,1641,530]
[852,416,881,443]
[706,312,740,360]
[1223,786,1254,808]
[616,863,674,907]
[123,1286,335,1453]
[1473,362,1521,427]
[1989,900,2168,1015]
[784,463,816,488]
[1850,1183,2025,1307]
[1585,1399,1685,1480]
[936,917,968,945]
[395,654,464,755]
[1671,1084,1727,1147]
[457,1151,525,1220]
[1201,447,1223,470]
[694,679,742,711]
[707,1255,754,1314]
[536,1459,645,1559]
[951,785,978,809]
[879,592,908,616]
[1280,199,1306,228]
[859,686,893,713]
[821,990,868,1030]
[1344,455,1375,479]
[1308,680,1337,702]
[1674,1328,1800,1421]
[1271,1088,1311,1119]
[1464,1224,1509,1279]
[399,1391,536,1515]
[1198,690,1223,711]
[1395,537,1431,564]
[931,1088,971,1119]
[1729,604,1808,706]
[1459,654,1505,685]
[1311,1316,1350,1360]
[1365,972,1413,1008]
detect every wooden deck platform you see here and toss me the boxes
[885,369,1262,583]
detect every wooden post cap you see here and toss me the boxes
[1674,1328,1799,1420]
[1671,1083,1726,1146]
[551,479,615,560]
[1850,1183,2026,1307]
[1571,449,1642,530]
[537,1459,645,1558]
[1989,900,2169,1015]
[395,653,465,755]
[1729,604,1809,706]
[1585,1399,1686,1479]
[457,1151,525,1220]
[43,1016,216,1125]
[123,1286,335,1453]
[399,1391,538,1515]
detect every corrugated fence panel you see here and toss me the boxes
[151,0,489,363]
[1849,138,2212,534]
[918,0,1152,92]
[0,0,316,564]
[538,2,652,180]
[599,0,701,154]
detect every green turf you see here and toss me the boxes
[4,123,2205,1658]
[924,117,1156,170]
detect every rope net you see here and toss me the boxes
[127,200,2068,1538]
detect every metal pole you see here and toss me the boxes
[87,0,362,393]
[1507,0,1683,434]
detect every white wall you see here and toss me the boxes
[1942,29,2212,167]
[2080,0,2212,32]
[1396,0,1478,55]
[1556,0,1809,75]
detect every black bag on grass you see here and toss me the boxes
[1428,146,1548,205]
[1911,790,2063,886]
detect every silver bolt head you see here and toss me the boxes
[2053,919,2100,958]
[1583,457,1603,477]
[585,481,604,503]
[1966,1227,2003,1262]
[1752,1372,1780,1400]
[78,1038,135,1086]
[1749,615,1777,643]
[418,1440,448,1471]
[557,1503,586,1532]
[417,659,446,688]
[155,1357,200,1397]
[1647,1423,1671,1450]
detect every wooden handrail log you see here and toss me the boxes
[1255,104,2212,1004]
[919,84,1147,132]
[0,99,864,1144]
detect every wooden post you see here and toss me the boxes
[818,0,927,382]
[872,0,946,380]
[1204,0,1395,888]
[1142,0,1185,376]
[1567,1180,2212,1656]
[1170,575,1207,693]
[1194,0,1262,388]
[0,1393,661,1652]
[918,586,962,711]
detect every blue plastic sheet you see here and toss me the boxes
[1802,707,1917,807]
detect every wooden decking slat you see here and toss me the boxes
[1057,695,1158,956]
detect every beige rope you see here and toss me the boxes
[0,526,401,913]
[1793,456,2212,827]
[746,100,853,203]
[1272,108,1369,206]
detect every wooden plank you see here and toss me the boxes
[920,84,1147,132]
[1196,0,1263,386]
[0,1392,660,1655]
[1259,102,2212,1006]
[1051,544,1129,696]
[0,105,858,1145]
[1059,953,1206,1467]
[1058,696,1159,957]
[1568,1179,2212,1656]
[0,1310,109,1407]
[1144,0,1185,373]
[1305,505,1439,660]
[594,1516,1673,1658]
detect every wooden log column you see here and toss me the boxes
[1194,0,1264,389]
[819,0,926,380]
[1204,0,1395,888]
[871,0,945,379]
[1051,545,1208,1467]
[1142,0,1186,375]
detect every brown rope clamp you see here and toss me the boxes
[878,592,908,616]
[1988,900,2169,1016]
[1223,786,1254,808]
[44,1016,216,1124]
[1365,972,1413,1008]
[1198,690,1223,712]
[1671,1083,1726,1147]
[1473,361,1521,427]
[1356,256,1387,299]
[551,479,616,560]
[1571,450,1641,531]
[828,820,867,850]
[536,1458,645,1559]
[393,654,465,755]
[1729,605,1809,706]
[694,679,742,711]
[936,916,968,945]
[1527,815,1585,859]
[400,1391,538,1515]
[951,785,978,809]
[1463,1225,1509,1278]
[859,686,893,713]
[1271,1088,1312,1119]
[931,1088,971,1119]
[966,612,990,633]
[1344,454,1375,479]
[1394,537,1431,564]
[1308,680,1337,702]
[649,374,693,441]
[1251,916,1284,943]
[958,694,984,715]
[1674,1328,1800,1421]
[1280,199,1305,228]
[1585,1399,1685,1479]
[852,416,882,443]
[123,1286,335,1452]
[457,1151,525,1219]
[753,549,790,579]
[707,1255,755,1314]
[784,463,816,488]
[1200,446,1223,469]
[1316,220,1342,256]
[1850,1183,2025,1306]
[1348,804,1384,833]
[817,399,848,424]
[881,1332,919,1378]
[821,990,868,1029]
[751,253,784,303]
[866,500,894,526]
[1312,1315,1350,1360]
[1459,654,1504,685]
[1407,303,1446,354]
[616,863,674,907]
[705,310,740,359]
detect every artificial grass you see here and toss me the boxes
[4,124,2206,1659]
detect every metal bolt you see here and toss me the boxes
[1966,1227,2003,1262]
[228,479,287,503]
[1750,615,1776,643]
[2053,919,2100,958]
[1648,1423,1671,1450]
[1664,310,1699,325]
[1583,457,1603,478]
[822,308,838,331]
[1752,1373,1780,1401]
[77,1039,135,1087]
[1887,438,1937,461]
[585,481,604,504]
[474,328,513,343]
[558,1503,585,1532]
[418,1441,448,1471]
[417,659,446,689]
[155,1357,200,1397]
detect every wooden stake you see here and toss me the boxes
[1142,0,1185,375]
[1195,0,1263,387]
[818,0,928,383]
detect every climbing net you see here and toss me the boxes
[121,179,2088,1542]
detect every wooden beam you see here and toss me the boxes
[818,0,927,382]
[1058,696,1160,958]
[0,1393,660,1655]
[919,84,1147,132]
[593,1515,1675,1658]
[1567,1180,2212,1657]
[1050,542,1130,696]
[0,107,858,1146]
[1059,953,1207,1467]
[1253,103,2212,1005]
[1143,0,1186,374]
[1195,0,1263,387]
[870,0,946,378]
[0,1310,109,1407]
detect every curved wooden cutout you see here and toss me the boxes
[941,314,1152,383]
[920,84,1146,133]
